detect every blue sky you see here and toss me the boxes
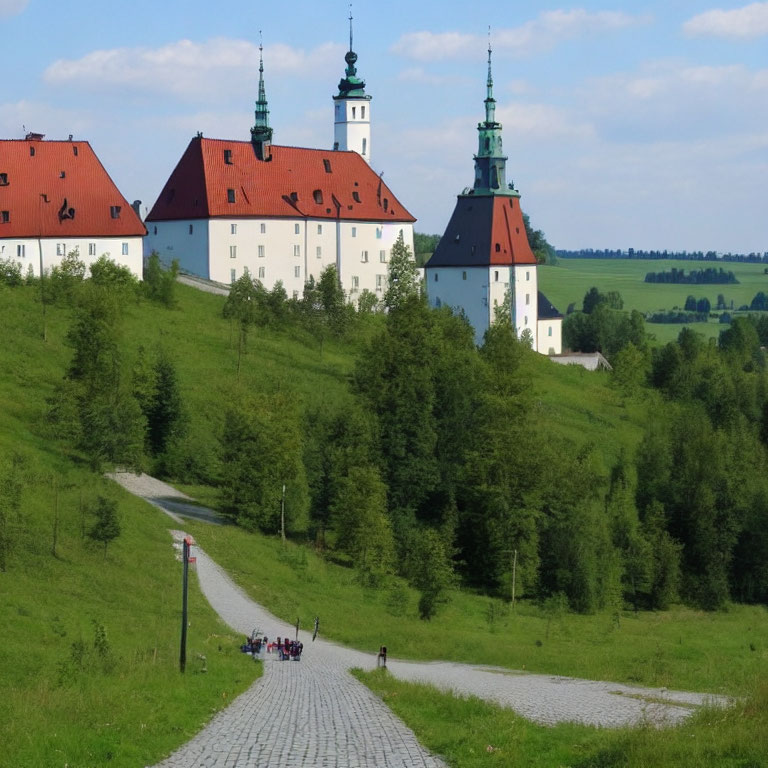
[2,0,766,252]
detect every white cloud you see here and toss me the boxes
[391,9,650,61]
[43,38,344,101]
[0,100,92,139]
[683,2,768,39]
[0,0,28,18]
[497,103,594,141]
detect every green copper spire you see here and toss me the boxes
[251,33,273,157]
[471,35,515,196]
[334,8,369,100]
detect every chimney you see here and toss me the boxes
[132,200,142,220]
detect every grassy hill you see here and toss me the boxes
[539,258,768,343]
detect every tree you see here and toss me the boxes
[406,528,455,620]
[145,351,185,456]
[88,497,121,558]
[143,251,179,306]
[696,297,711,314]
[582,287,602,314]
[49,249,86,303]
[684,295,697,312]
[383,233,420,311]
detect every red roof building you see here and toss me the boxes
[0,136,145,277]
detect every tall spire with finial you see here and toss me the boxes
[251,31,273,159]
[485,29,496,124]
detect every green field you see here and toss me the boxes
[539,258,768,343]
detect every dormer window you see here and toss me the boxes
[313,189,323,204]
[0,211,9,223]
[29,146,35,157]
[0,173,7,186]
[224,149,233,164]
[110,205,121,219]
[60,171,66,179]
[352,191,360,203]
[323,159,332,173]
[495,243,501,252]
[227,188,235,203]
[383,198,388,211]
[73,146,78,156]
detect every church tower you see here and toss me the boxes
[333,12,372,163]
[251,37,273,161]
[424,43,562,353]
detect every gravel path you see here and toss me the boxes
[108,474,729,767]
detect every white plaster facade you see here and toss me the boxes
[334,100,371,163]
[1,236,143,279]
[146,217,413,302]
[428,264,543,348]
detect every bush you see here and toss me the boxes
[0,257,23,286]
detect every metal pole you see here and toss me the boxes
[180,538,189,672]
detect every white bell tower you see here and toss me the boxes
[332,12,372,164]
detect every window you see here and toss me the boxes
[295,223,300,234]
[361,251,368,263]
[29,146,35,157]
[351,276,359,291]
[316,246,322,258]
[260,223,266,234]
[376,274,385,292]
[121,242,129,256]
[352,106,356,119]
[89,243,96,256]
[524,316,528,325]
[352,191,360,203]
[361,105,366,119]
[0,173,7,186]
[110,205,121,219]
[323,159,332,173]
[227,188,235,203]
[189,224,193,234]
[60,171,66,179]
[495,243,501,252]
[293,291,299,300]
[526,271,530,281]
[0,211,8,223]
[433,273,438,282]
[379,250,386,263]
[294,266,301,278]
[230,268,236,283]
[494,271,499,282]
[548,327,553,337]
[351,227,357,238]
[293,245,301,257]
[383,198,388,211]
[258,266,265,279]
[462,271,467,280]
[376,227,382,240]
[57,243,65,256]
[153,226,157,235]
[435,298,442,308]
[231,223,237,235]
[258,245,265,258]
[362,137,367,156]
[526,293,530,305]
[73,145,78,157]
[230,245,237,259]
[313,190,323,205]
[224,149,233,164]
[16,244,25,258]
[317,224,323,235]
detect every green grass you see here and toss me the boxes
[354,669,768,768]
[539,259,768,344]
[185,519,768,696]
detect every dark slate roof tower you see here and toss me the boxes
[251,35,273,161]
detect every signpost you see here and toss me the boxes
[180,537,191,673]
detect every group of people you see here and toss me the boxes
[240,633,303,661]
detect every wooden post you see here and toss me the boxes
[180,538,190,673]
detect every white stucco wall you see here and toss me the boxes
[334,100,371,162]
[145,219,210,278]
[511,265,538,350]
[2,237,143,279]
[537,318,562,355]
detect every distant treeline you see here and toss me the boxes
[647,311,710,324]
[645,268,739,285]
[557,248,768,263]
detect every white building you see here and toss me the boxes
[0,134,145,278]
[145,38,415,301]
[425,49,562,354]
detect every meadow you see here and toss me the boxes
[539,258,768,344]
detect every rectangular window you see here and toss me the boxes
[351,226,357,238]
[230,268,236,283]
[224,149,233,164]
[376,227,382,239]
[323,159,332,173]
[294,266,301,278]
[317,224,322,235]
[231,223,237,235]
[230,245,237,259]
[293,244,301,257]
[526,293,530,305]
[121,242,129,256]
[316,246,322,258]
[260,222,266,234]
[524,316,528,325]
[376,274,385,292]
[462,271,467,280]
[351,276,359,291]
[526,271,530,281]
[434,273,438,282]
[56,243,65,256]
[227,188,235,203]
[88,243,96,256]
[379,250,386,263]
[0,173,8,186]
[258,266,265,279]
[258,245,265,258]
[110,205,121,219]
[189,224,193,234]
[361,250,368,263]
[361,105,366,119]
[548,327,553,337]
[293,291,299,300]
[494,271,499,282]
[0,211,8,223]
[16,244,25,258]
[294,223,300,235]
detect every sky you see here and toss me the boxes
[1,0,766,253]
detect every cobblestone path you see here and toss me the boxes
[109,475,728,767]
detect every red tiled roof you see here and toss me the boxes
[0,139,146,238]
[146,137,416,224]
[426,194,537,268]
